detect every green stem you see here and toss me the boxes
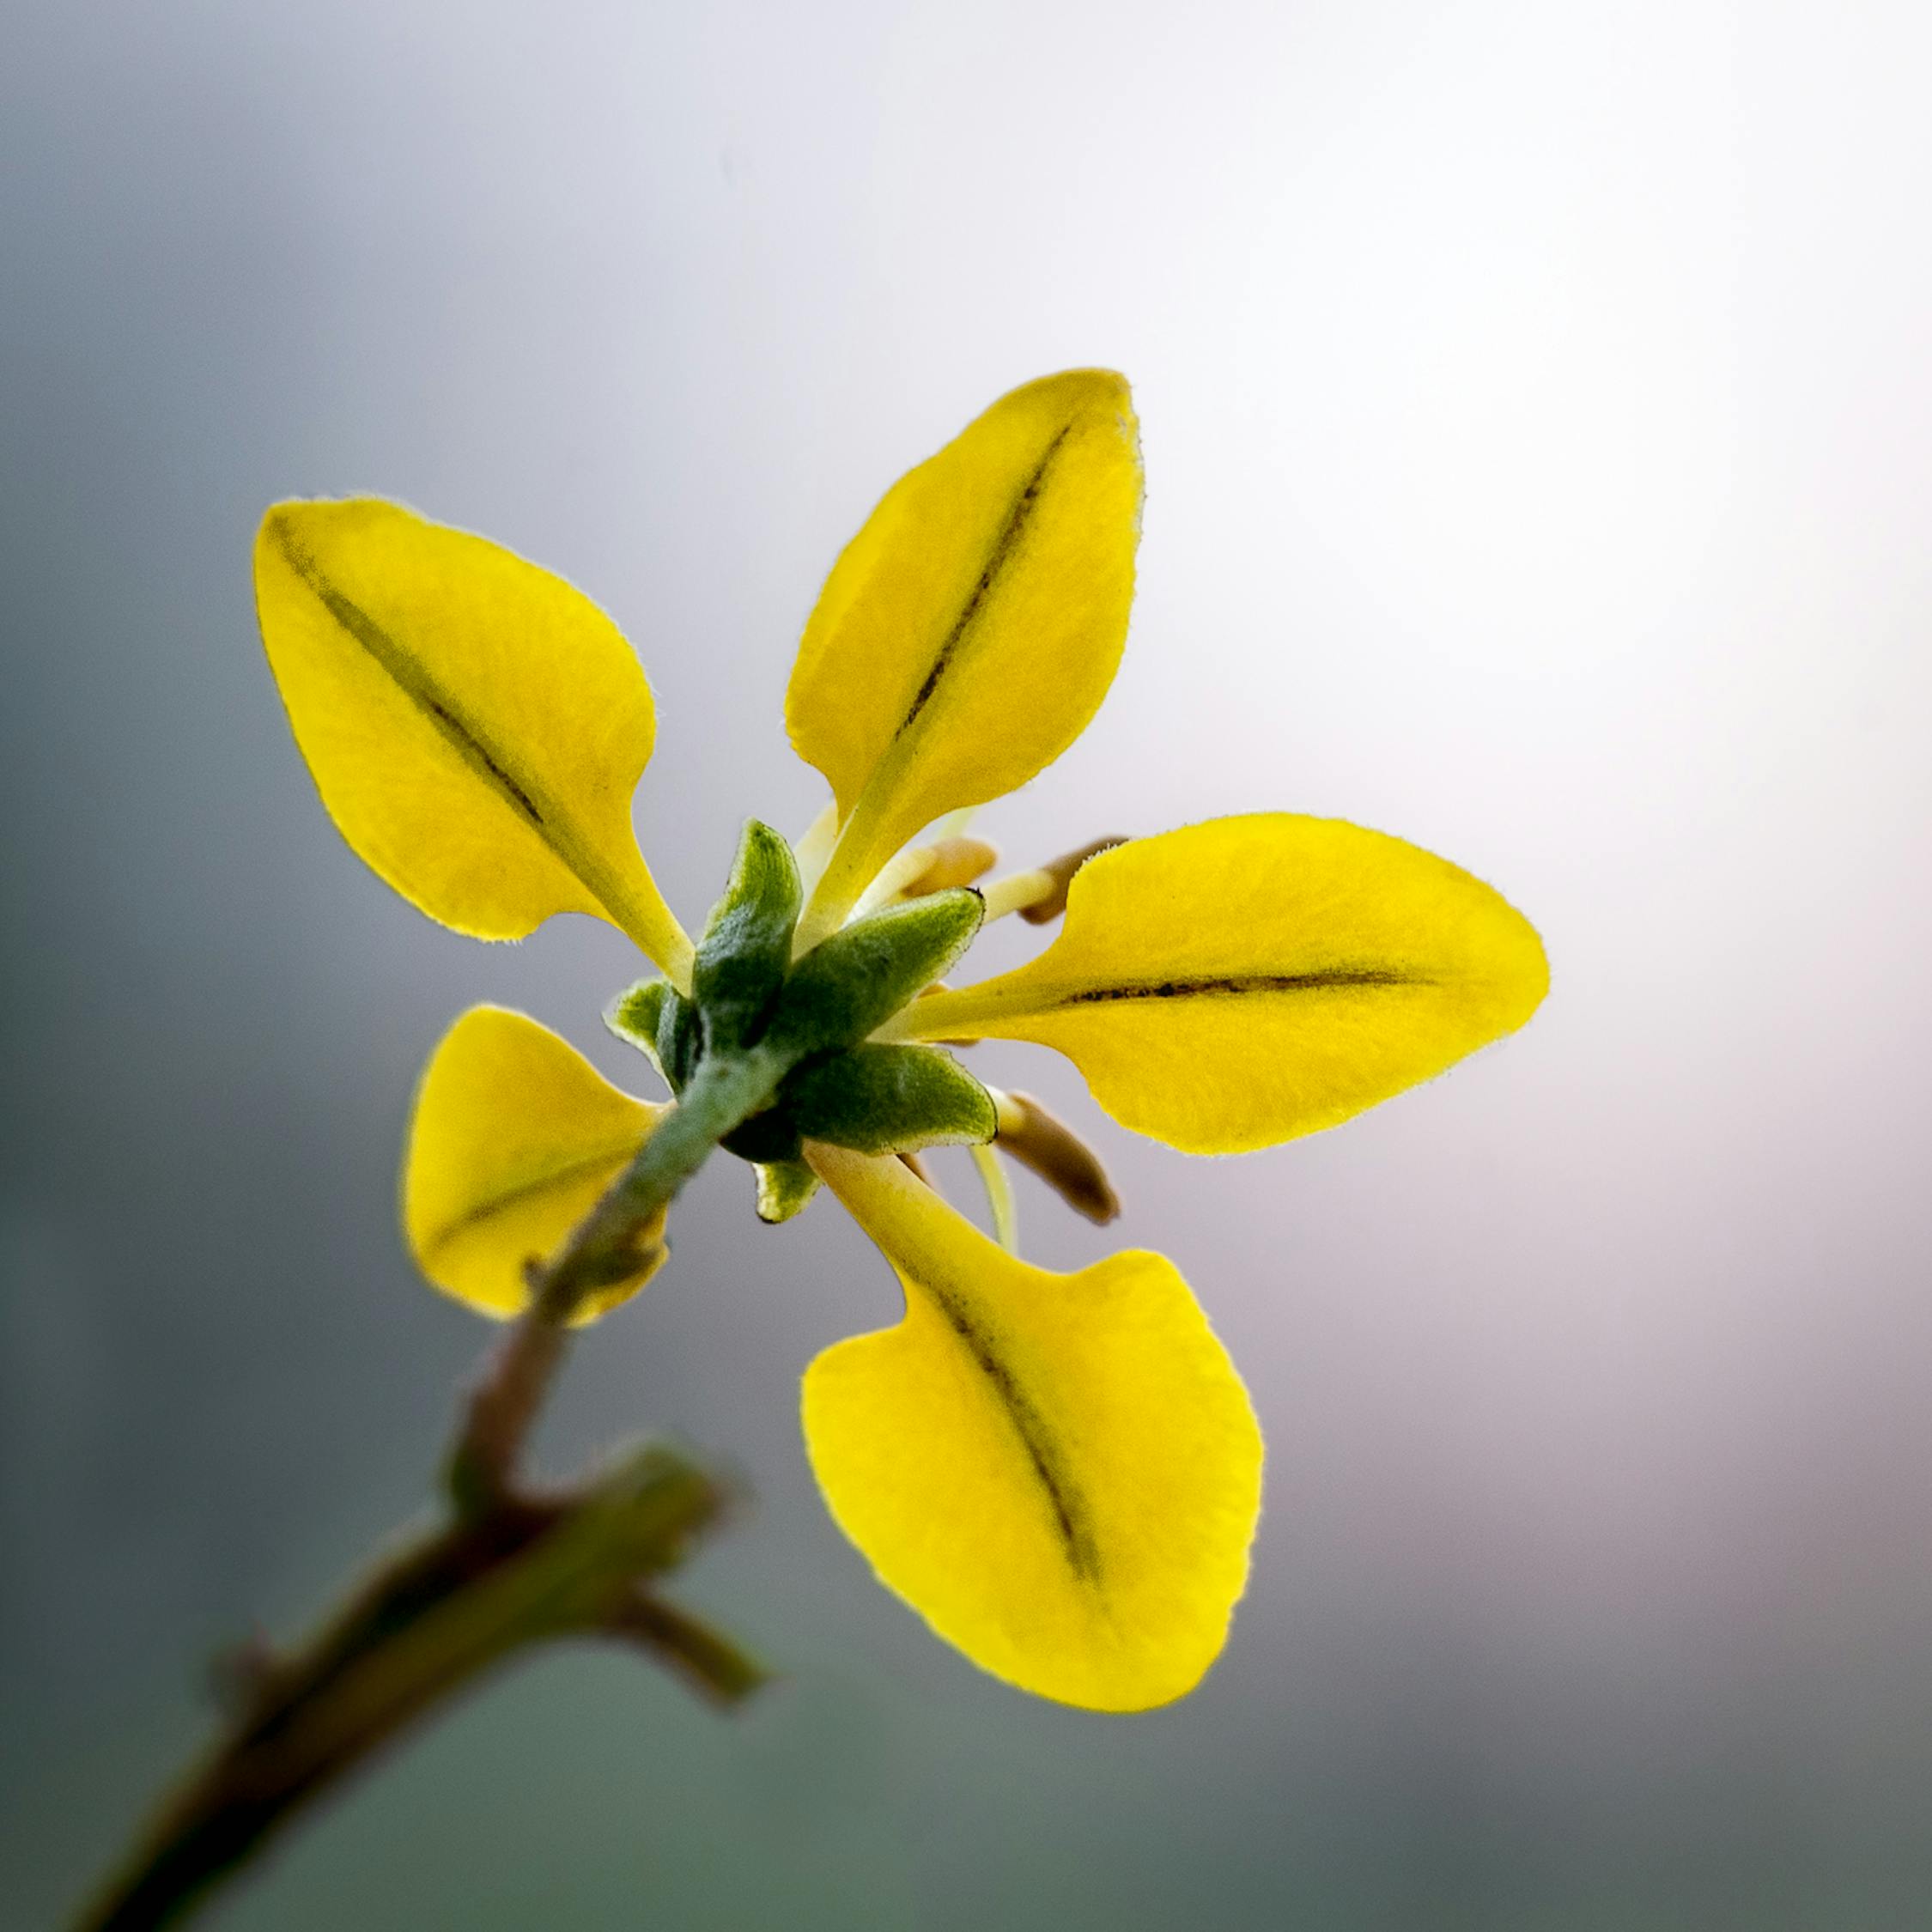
[72,1450,732,1932]
[74,1044,789,1932]
[450,1044,788,1510]
[544,1045,787,1319]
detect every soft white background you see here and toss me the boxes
[3,3,1929,1924]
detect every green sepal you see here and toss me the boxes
[782,1042,996,1154]
[605,978,673,1080]
[720,1109,804,1165]
[605,974,701,1094]
[765,889,983,1061]
[754,1158,820,1224]
[692,820,802,1052]
[656,987,703,1092]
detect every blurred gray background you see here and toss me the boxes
[4,2,1930,1926]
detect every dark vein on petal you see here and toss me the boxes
[422,1145,644,1261]
[923,1281,1100,1583]
[1055,969,1424,1005]
[894,422,1073,740]
[272,521,547,829]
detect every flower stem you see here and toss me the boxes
[73,1043,789,1932]
[448,1043,787,1510]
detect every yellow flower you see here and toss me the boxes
[252,369,1547,1713]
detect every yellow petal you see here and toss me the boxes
[803,1145,1261,1710]
[889,813,1548,1155]
[255,499,692,985]
[788,372,1143,945]
[404,1005,666,1321]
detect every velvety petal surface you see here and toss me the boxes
[787,371,1142,942]
[255,499,691,982]
[802,1145,1262,1710]
[404,1005,665,1321]
[890,813,1548,1154]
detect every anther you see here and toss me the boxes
[856,835,1002,918]
[990,1089,1121,1224]
[903,835,1001,893]
[978,836,1125,925]
[1017,837,1126,924]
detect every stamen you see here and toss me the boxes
[902,835,1000,895]
[969,1143,1020,1252]
[978,836,1126,925]
[1017,837,1126,925]
[990,1089,1121,1225]
[978,866,1055,923]
[854,835,1002,920]
[853,843,939,918]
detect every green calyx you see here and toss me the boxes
[607,978,689,1087]
[784,1043,995,1153]
[692,820,803,1053]
[754,1158,820,1224]
[763,887,985,1060]
[605,821,994,1205]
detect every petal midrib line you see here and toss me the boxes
[890,421,1072,746]
[271,518,692,973]
[420,1138,649,1262]
[886,965,1437,1040]
[272,521,557,835]
[1051,968,1427,1005]
[794,418,1081,949]
[920,1276,1103,1584]
[807,1144,1104,1587]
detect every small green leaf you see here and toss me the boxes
[787,1044,996,1154]
[692,821,802,1052]
[766,889,983,1061]
[755,1159,821,1224]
